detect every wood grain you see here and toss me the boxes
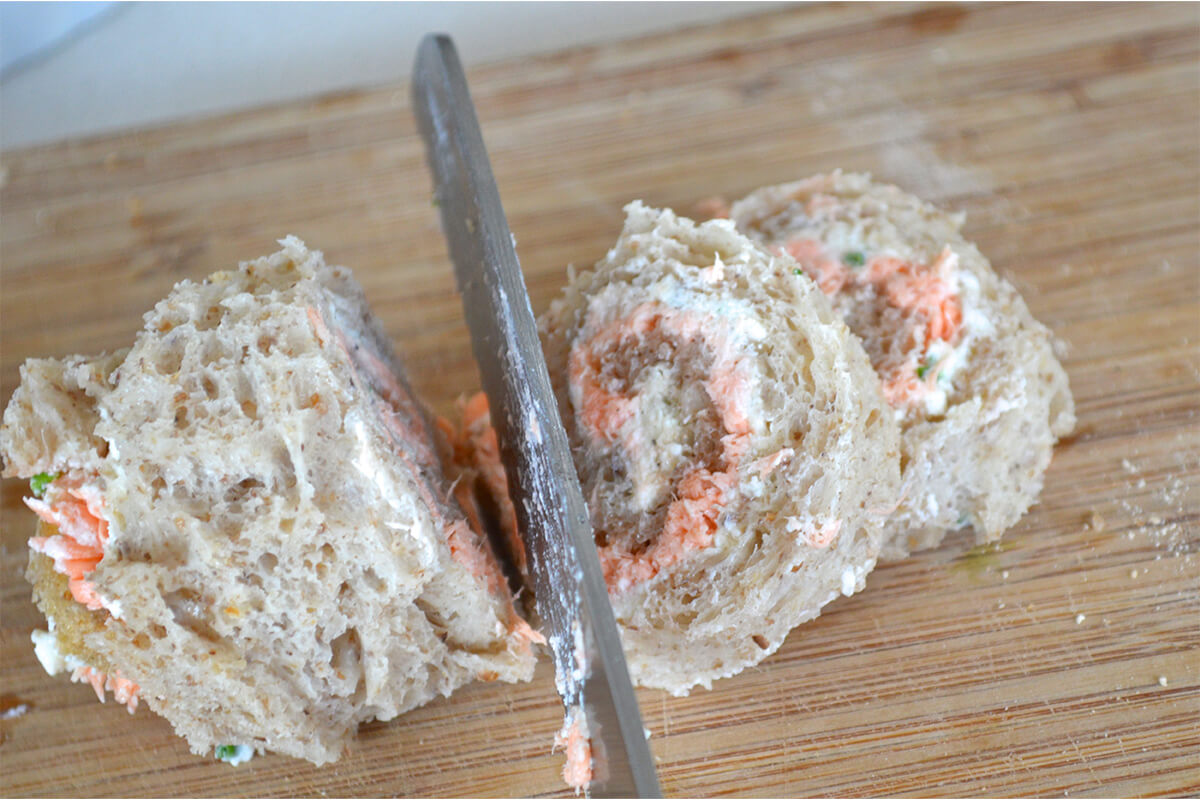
[2,2,1197,796]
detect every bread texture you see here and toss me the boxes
[539,202,901,695]
[1,237,538,764]
[733,173,1075,559]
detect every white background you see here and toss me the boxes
[1,2,781,150]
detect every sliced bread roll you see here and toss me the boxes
[732,173,1075,559]
[539,202,901,695]
[0,237,539,765]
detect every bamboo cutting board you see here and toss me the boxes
[2,3,1197,796]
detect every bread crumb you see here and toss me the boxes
[841,566,857,597]
[1129,569,1138,579]
[1075,613,1086,625]
[1,703,31,719]
[1001,570,1009,580]
[1158,676,1168,687]
[1086,511,1106,532]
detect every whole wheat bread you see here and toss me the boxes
[732,173,1075,558]
[1,237,538,764]
[539,203,901,695]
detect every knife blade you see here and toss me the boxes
[411,34,661,798]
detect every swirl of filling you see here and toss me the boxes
[779,239,964,414]
[568,301,754,594]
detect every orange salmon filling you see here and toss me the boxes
[694,195,732,220]
[27,477,112,612]
[457,392,525,574]
[72,665,140,713]
[26,475,142,712]
[554,710,594,791]
[780,239,963,411]
[569,302,753,593]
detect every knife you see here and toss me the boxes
[411,34,661,798]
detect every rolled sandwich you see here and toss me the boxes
[732,173,1075,559]
[0,237,539,765]
[539,202,901,695]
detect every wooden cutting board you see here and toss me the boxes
[2,2,1197,796]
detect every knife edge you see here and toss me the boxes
[411,33,660,798]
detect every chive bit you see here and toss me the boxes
[916,354,939,380]
[30,472,59,498]
[215,745,238,760]
[843,251,866,267]
[793,268,803,276]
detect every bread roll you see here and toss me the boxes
[0,237,539,764]
[732,173,1075,558]
[539,203,901,695]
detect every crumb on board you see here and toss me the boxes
[1,704,31,720]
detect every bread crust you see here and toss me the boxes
[733,173,1075,558]
[540,203,900,694]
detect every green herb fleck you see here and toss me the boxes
[937,367,955,392]
[843,250,865,267]
[30,472,59,498]
[214,744,254,766]
[793,268,803,276]
[916,354,939,380]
